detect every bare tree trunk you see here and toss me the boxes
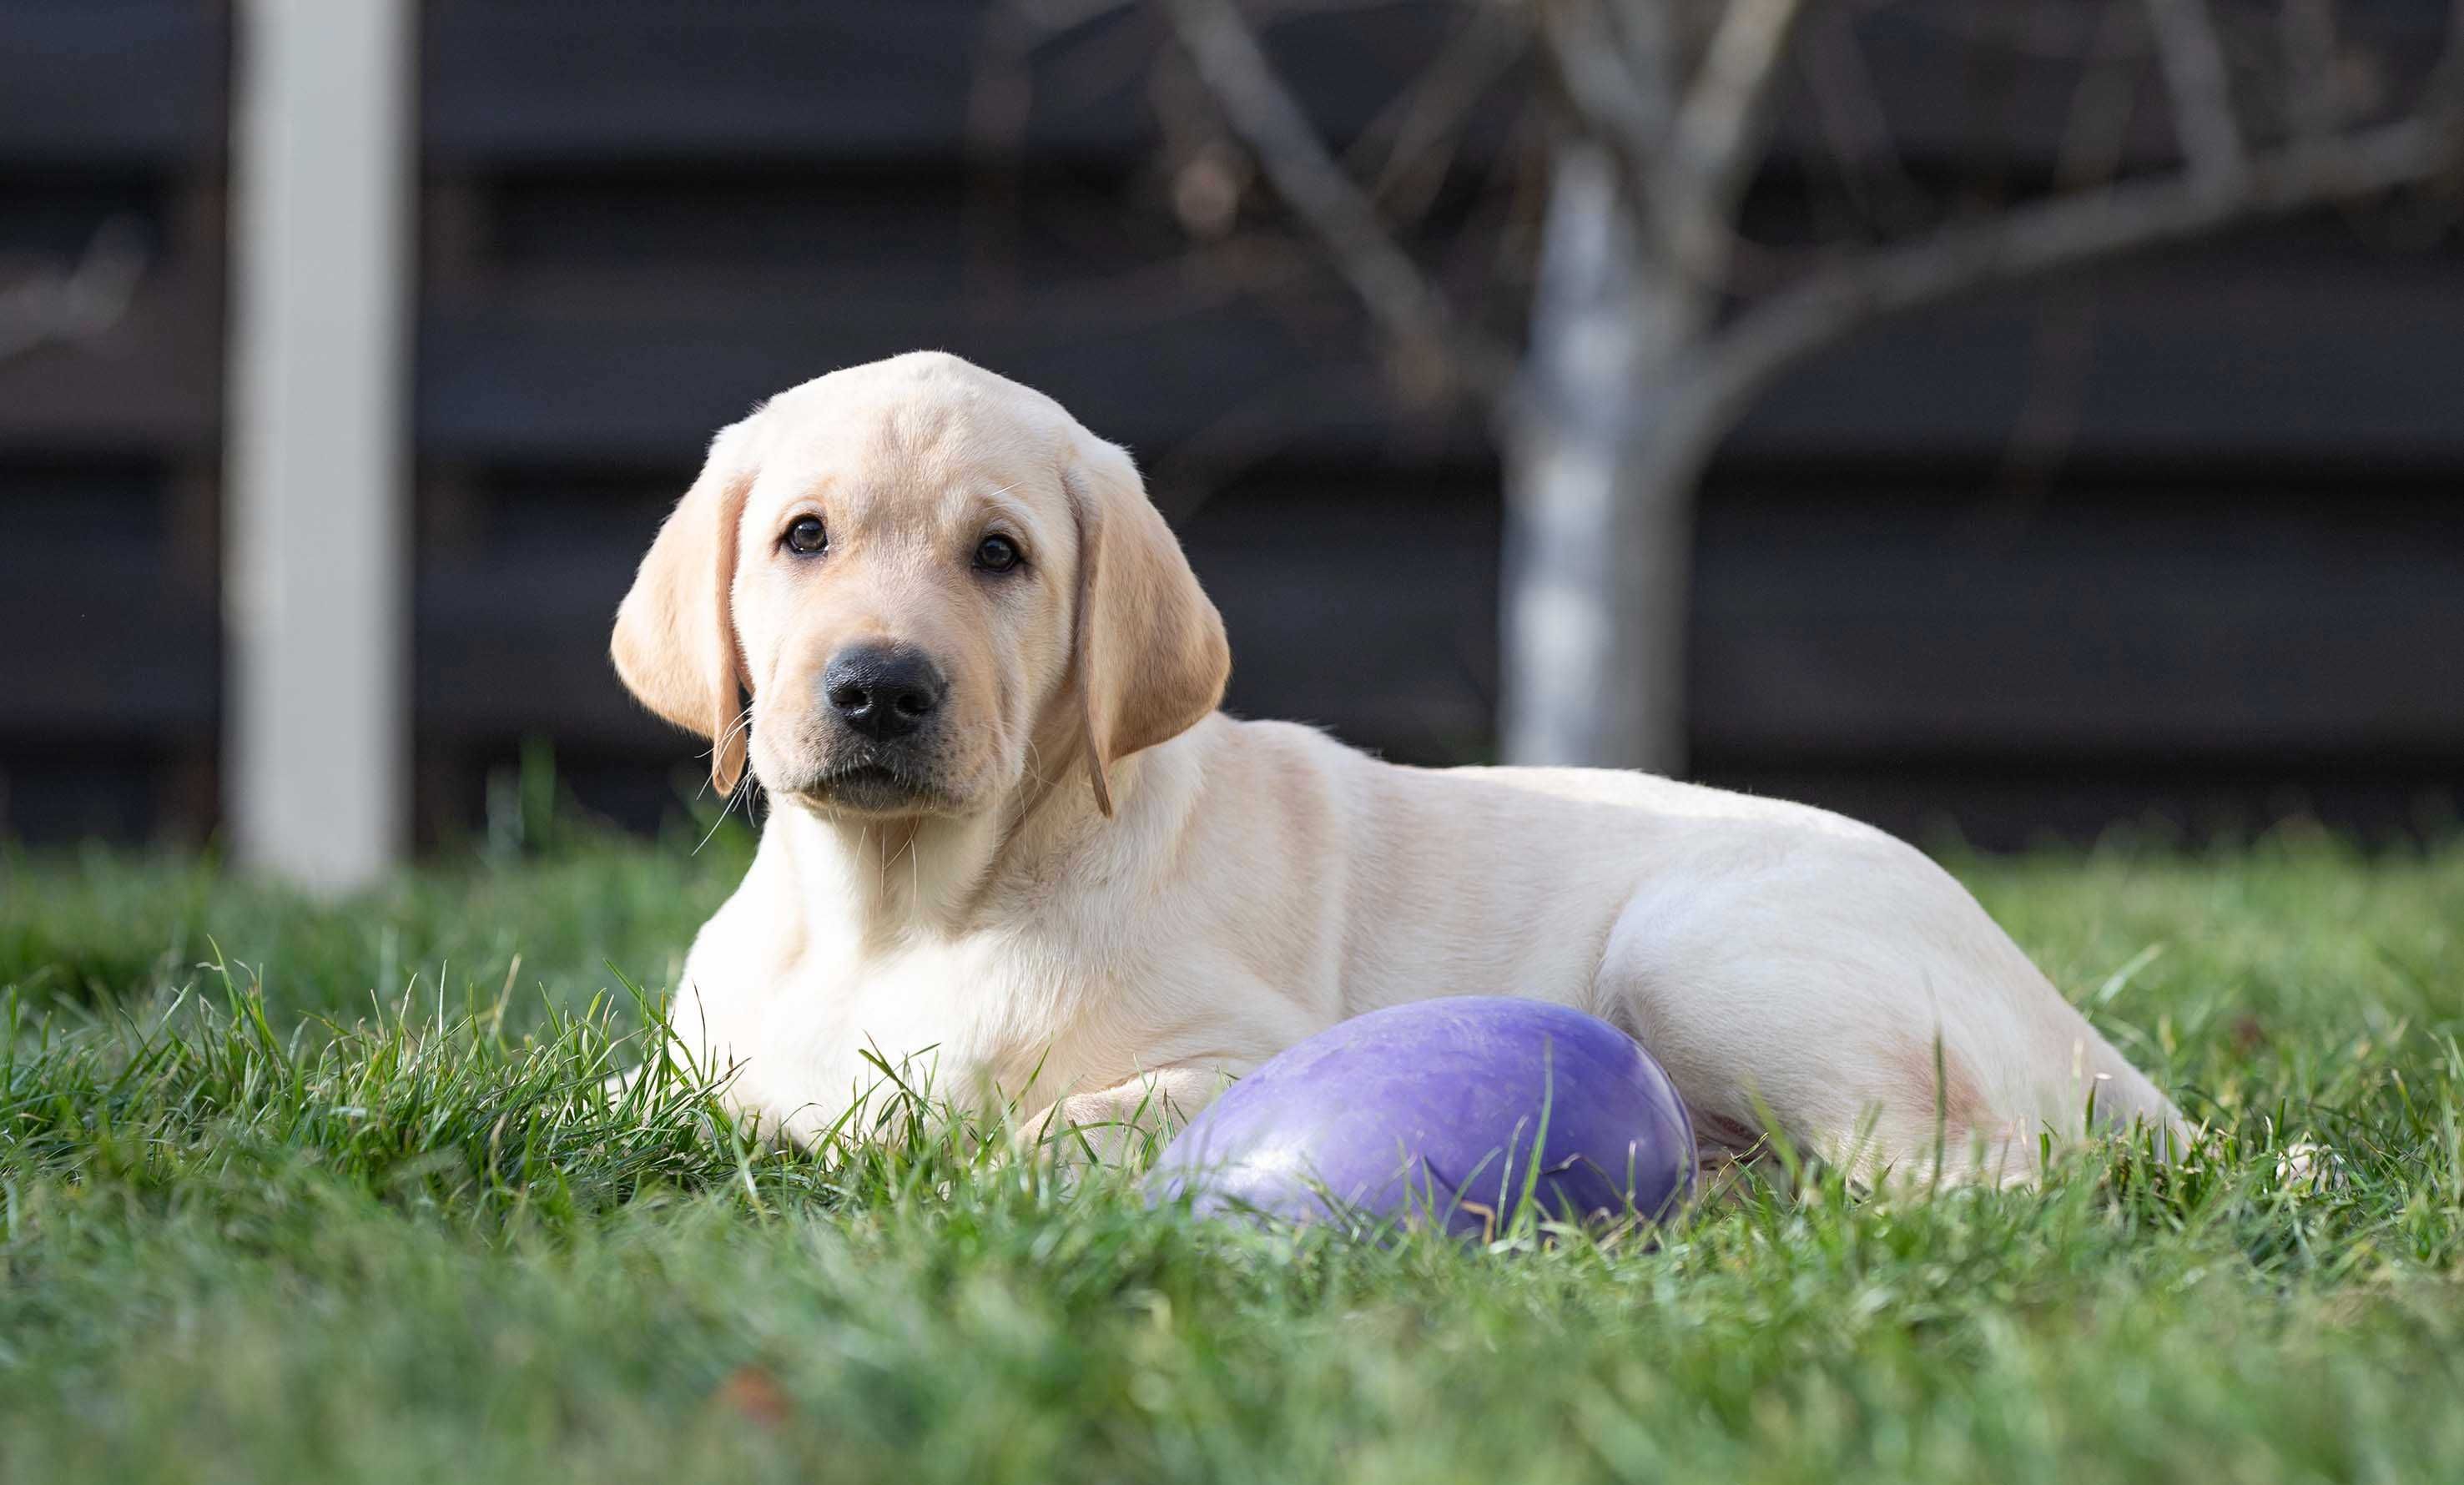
[1499,143,1714,773]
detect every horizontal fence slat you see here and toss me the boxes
[0,541,218,738]
[416,271,1429,465]
[0,1,225,169]
[420,2,2449,174]
[415,235,2464,469]
[0,259,224,455]
[1693,757,2464,852]
[416,546,668,743]
[1691,493,2464,757]
[1736,246,2464,463]
[419,0,1460,169]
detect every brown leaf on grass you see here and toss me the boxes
[713,1363,793,1428]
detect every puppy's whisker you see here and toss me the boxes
[692,705,759,855]
[710,704,757,763]
[884,824,925,912]
[1009,736,1061,812]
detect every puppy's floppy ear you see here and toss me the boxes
[1063,435,1230,817]
[612,420,759,794]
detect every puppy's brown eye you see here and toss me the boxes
[784,516,827,555]
[974,535,1022,573]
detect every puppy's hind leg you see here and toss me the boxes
[1586,860,2180,1189]
[1583,892,1890,1186]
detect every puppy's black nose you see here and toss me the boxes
[821,643,947,742]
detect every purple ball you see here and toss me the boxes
[1148,998,1696,1238]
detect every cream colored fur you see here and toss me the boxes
[612,351,2180,1180]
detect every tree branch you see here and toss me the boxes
[2278,0,2341,143]
[1699,113,2462,429]
[1800,3,1926,235]
[1348,1,1524,225]
[1160,0,1518,401]
[1534,0,1671,155]
[1664,0,1811,277]
[1600,0,1676,118]
[1530,0,1689,273]
[0,221,147,365]
[1534,0,1801,296]
[2052,0,2154,191]
[2143,0,2250,189]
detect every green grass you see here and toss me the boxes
[4,819,2462,1483]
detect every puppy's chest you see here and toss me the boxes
[691,929,1099,1122]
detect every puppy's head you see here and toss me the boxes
[611,352,1228,821]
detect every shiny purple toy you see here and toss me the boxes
[1148,997,1696,1237]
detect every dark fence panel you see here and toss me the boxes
[5,1,2459,846]
[0,0,226,843]
[1692,484,2464,757]
[0,0,226,169]
[406,0,2464,848]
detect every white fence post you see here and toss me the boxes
[224,0,415,890]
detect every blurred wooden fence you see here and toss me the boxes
[0,0,227,842]
[3,0,2459,851]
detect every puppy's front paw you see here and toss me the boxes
[1016,1089,1189,1176]
[2275,1139,2347,1191]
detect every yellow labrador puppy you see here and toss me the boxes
[612,351,2178,1179]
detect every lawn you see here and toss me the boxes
[4,817,2461,1483]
